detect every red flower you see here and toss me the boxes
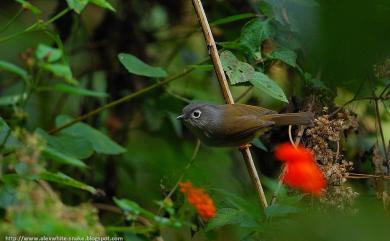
[275,143,327,196]
[179,181,216,219]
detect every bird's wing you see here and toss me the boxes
[217,104,276,137]
[227,104,277,116]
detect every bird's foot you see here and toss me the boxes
[239,143,252,150]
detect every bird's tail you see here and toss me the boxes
[262,112,314,126]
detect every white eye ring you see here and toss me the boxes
[192,109,202,119]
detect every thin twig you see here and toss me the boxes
[191,0,268,209]
[48,60,205,134]
[373,96,389,167]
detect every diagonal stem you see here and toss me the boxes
[191,0,268,209]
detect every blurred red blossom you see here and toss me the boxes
[179,181,216,220]
[275,143,327,196]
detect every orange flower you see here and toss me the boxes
[179,181,216,219]
[275,143,327,196]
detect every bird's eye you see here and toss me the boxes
[192,110,201,118]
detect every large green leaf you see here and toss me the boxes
[37,128,94,159]
[118,53,168,78]
[0,60,28,80]
[53,84,108,98]
[35,44,62,62]
[56,115,126,155]
[250,71,288,103]
[220,50,254,85]
[39,171,96,194]
[240,18,274,57]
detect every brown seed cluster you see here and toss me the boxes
[304,107,359,209]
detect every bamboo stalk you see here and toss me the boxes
[191,0,268,209]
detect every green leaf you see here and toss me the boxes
[118,53,168,78]
[66,0,89,14]
[240,18,273,57]
[90,0,116,12]
[211,13,256,26]
[41,63,76,84]
[220,51,254,85]
[0,185,17,208]
[36,44,62,62]
[15,0,42,14]
[41,146,87,168]
[39,171,96,194]
[37,129,94,160]
[0,60,28,80]
[0,93,27,106]
[269,47,297,67]
[113,197,142,215]
[53,84,108,98]
[250,71,288,103]
[56,115,126,155]
[265,204,300,218]
[206,208,258,231]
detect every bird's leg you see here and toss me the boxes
[239,143,252,150]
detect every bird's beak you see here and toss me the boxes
[177,114,185,120]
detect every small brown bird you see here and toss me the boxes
[177,103,313,147]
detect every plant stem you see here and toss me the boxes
[191,0,268,209]
[48,61,203,134]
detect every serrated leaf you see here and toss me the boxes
[15,0,41,14]
[118,53,167,78]
[53,84,108,98]
[66,0,88,14]
[41,146,87,168]
[221,51,254,85]
[250,71,288,103]
[269,47,297,67]
[39,171,96,194]
[0,60,28,80]
[211,13,256,26]
[36,44,62,62]
[265,204,300,218]
[56,115,126,155]
[240,18,274,57]
[90,0,116,12]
